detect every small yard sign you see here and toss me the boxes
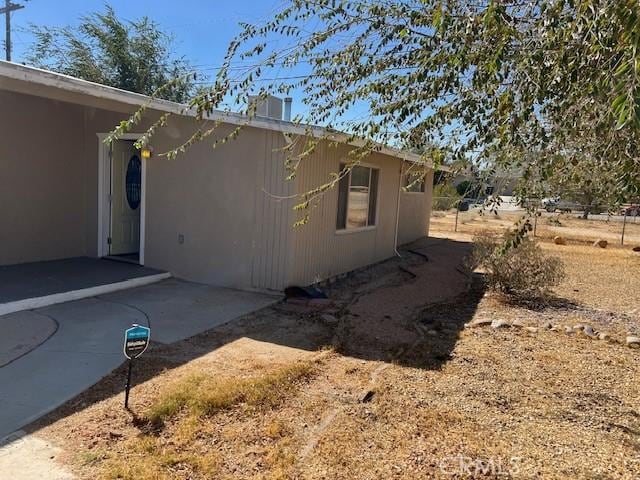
[123,324,150,409]
[124,324,150,359]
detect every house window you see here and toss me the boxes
[336,164,379,230]
[402,172,425,193]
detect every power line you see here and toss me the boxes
[0,0,24,61]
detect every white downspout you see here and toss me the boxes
[394,161,403,257]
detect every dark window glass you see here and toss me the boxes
[126,154,141,210]
[368,168,379,225]
[336,163,349,229]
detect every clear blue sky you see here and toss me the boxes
[7,1,374,125]
[10,1,286,71]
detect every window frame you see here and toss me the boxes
[336,163,380,234]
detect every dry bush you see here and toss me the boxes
[469,231,565,299]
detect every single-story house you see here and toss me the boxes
[0,61,437,293]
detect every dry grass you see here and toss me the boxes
[96,359,321,480]
[147,360,317,424]
[540,241,640,315]
[431,209,640,246]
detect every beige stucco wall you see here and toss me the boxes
[142,119,291,289]
[0,90,87,264]
[397,168,434,245]
[0,87,433,291]
[0,89,146,265]
[0,87,291,289]
[286,141,404,286]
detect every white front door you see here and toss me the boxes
[110,140,141,256]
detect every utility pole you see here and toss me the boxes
[1,0,24,61]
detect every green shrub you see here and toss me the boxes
[432,183,461,210]
[469,231,565,299]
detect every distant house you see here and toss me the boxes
[452,166,520,198]
[0,61,439,292]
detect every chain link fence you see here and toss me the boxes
[431,197,640,247]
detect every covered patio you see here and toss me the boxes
[0,257,170,316]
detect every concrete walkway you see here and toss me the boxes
[0,278,278,438]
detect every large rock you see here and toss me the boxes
[593,239,608,248]
[553,236,567,245]
[627,336,640,348]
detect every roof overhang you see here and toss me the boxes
[0,61,446,170]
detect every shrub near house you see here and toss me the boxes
[470,232,565,299]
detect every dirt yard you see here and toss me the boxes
[431,209,640,247]
[19,235,640,479]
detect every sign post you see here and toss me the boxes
[123,324,150,409]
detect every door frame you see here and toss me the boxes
[97,133,147,265]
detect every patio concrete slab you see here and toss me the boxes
[100,278,279,343]
[0,311,58,367]
[0,279,280,438]
[0,257,164,303]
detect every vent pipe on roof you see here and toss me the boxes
[283,97,293,121]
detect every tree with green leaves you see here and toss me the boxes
[546,150,621,219]
[25,5,196,102]
[114,0,640,227]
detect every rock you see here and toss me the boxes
[361,390,375,403]
[465,318,492,328]
[593,239,608,248]
[598,332,610,341]
[491,319,511,329]
[525,327,538,334]
[583,325,598,338]
[553,236,566,245]
[542,321,553,330]
[565,326,574,334]
[573,323,585,332]
[633,246,640,252]
[512,319,526,328]
[627,336,640,348]
[321,314,339,324]
[426,329,439,337]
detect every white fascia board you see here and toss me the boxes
[0,61,444,170]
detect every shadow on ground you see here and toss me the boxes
[22,237,484,437]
